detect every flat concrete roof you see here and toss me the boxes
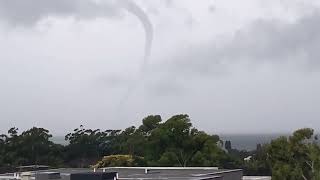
[103,167,242,180]
[1,167,243,180]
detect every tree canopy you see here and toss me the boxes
[0,114,319,180]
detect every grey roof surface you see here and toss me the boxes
[103,168,241,180]
[1,168,242,180]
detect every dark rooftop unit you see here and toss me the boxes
[68,172,117,180]
[35,172,61,180]
[35,171,118,180]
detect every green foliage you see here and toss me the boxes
[64,125,121,167]
[225,141,232,151]
[0,114,233,170]
[93,155,145,168]
[1,115,318,180]
[0,127,63,167]
[267,128,320,180]
[138,115,162,135]
[144,114,228,167]
[117,126,146,156]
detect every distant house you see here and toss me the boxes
[244,156,252,162]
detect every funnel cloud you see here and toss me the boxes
[117,0,154,106]
[0,0,320,135]
[118,0,153,69]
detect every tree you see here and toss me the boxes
[0,127,63,167]
[0,134,5,167]
[116,126,146,156]
[65,125,119,167]
[93,155,145,168]
[242,144,271,176]
[138,115,162,136]
[267,128,320,180]
[145,114,227,167]
[1,114,280,173]
[225,141,232,151]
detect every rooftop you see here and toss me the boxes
[0,167,247,180]
[102,167,242,180]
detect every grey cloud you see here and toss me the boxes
[97,74,131,89]
[143,12,320,99]
[208,5,216,13]
[164,12,320,76]
[164,0,174,8]
[227,17,320,64]
[0,0,119,26]
[1,1,319,134]
[184,15,197,28]
[145,76,187,97]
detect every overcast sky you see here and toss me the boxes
[0,0,320,135]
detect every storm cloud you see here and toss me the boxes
[164,12,320,77]
[0,0,319,135]
[0,0,119,26]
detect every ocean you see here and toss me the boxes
[220,134,287,151]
